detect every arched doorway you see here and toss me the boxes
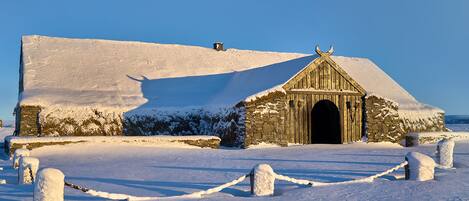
[311,100,341,144]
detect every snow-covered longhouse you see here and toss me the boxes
[15,35,446,147]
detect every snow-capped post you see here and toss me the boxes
[405,152,435,181]
[250,164,275,196]
[33,168,65,201]
[436,138,455,168]
[18,156,40,184]
[13,149,30,169]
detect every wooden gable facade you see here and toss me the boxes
[244,47,366,146]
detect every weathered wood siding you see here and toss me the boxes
[284,59,363,144]
[244,57,365,146]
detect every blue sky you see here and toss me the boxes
[0,0,468,120]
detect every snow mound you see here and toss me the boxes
[405,152,435,181]
[33,168,65,201]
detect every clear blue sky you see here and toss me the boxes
[0,0,468,121]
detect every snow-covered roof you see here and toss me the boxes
[20,35,441,113]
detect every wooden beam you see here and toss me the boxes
[287,89,362,96]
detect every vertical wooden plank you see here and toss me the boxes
[335,70,339,90]
[348,96,352,143]
[295,95,299,144]
[328,63,332,90]
[319,64,323,89]
[331,70,337,90]
[298,96,303,144]
[303,96,308,144]
[350,96,357,142]
[358,97,362,140]
[339,95,345,143]
[311,71,313,89]
[307,95,311,144]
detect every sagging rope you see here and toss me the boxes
[29,167,35,183]
[65,174,249,201]
[275,161,408,187]
[64,161,408,200]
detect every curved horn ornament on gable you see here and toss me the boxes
[315,45,322,55]
[327,46,334,55]
[315,45,334,56]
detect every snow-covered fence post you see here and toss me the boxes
[33,168,65,201]
[12,149,30,169]
[405,152,435,181]
[436,138,455,168]
[250,164,275,196]
[18,157,40,184]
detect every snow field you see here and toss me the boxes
[1,140,468,200]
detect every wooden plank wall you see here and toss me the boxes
[285,61,363,144]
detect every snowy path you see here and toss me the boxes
[1,140,469,200]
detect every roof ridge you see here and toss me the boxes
[22,35,311,57]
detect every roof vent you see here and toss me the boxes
[213,42,224,51]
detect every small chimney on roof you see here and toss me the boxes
[213,42,224,51]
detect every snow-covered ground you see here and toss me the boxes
[1,127,469,200]
[0,140,468,200]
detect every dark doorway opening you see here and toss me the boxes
[311,100,341,144]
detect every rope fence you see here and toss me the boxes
[274,161,408,187]
[61,161,408,200]
[64,174,249,201]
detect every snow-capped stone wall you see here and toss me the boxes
[245,93,288,147]
[39,107,123,137]
[365,95,405,142]
[399,110,446,134]
[124,107,245,147]
[365,95,446,143]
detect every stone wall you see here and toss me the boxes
[365,95,446,143]
[245,93,288,147]
[17,105,42,136]
[399,111,446,133]
[124,107,245,147]
[39,108,123,137]
[365,95,405,143]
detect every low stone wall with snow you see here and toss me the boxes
[244,93,288,147]
[123,107,245,147]
[5,135,221,156]
[399,110,446,134]
[365,95,446,143]
[405,132,469,146]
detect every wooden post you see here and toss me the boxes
[405,152,435,181]
[436,138,455,168]
[13,149,30,169]
[33,168,64,201]
[250,164,275,196]
[18,156,40,184]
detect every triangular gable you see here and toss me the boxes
[282,53,366,95]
